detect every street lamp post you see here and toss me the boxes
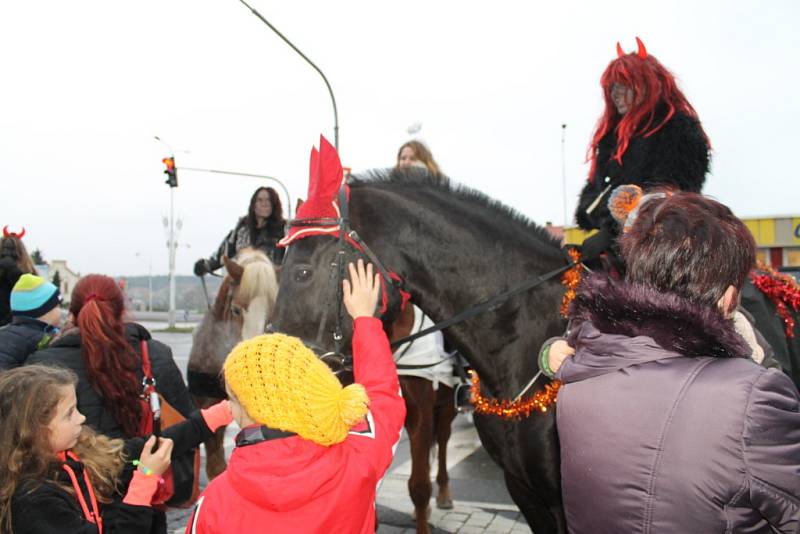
[561,124,568,227]
[237,0,339,150]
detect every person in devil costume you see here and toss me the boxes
[0,226,37,327]
[567,38,800,386]
[576,37,710,267]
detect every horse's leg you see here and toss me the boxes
[503,470,566,534]
[401,377,433,534]
[192,394,228,480]
[433,384,456,510]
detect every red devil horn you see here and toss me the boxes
[616,42,625,58]
[635,36,647,59]
[3,226,26,239]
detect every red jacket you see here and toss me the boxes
[186,317,406,534]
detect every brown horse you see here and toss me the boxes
[187,248,279,479]
[389,303,458,533]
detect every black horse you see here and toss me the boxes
[271,170,568,533]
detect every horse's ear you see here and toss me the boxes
[295,198,305,212]
[223,255,244,282]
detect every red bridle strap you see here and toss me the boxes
[343,234,410,315]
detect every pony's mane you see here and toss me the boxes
[350,168,563,252]
[232,248,278,305]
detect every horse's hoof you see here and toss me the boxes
[436,494,454,510]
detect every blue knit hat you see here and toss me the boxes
[10,274,62,318]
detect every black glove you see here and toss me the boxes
[194,259,210,277]
[579,228,613,264]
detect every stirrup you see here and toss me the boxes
[454,382,473,413]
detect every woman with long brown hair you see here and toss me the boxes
[194,186,287,276]
[30,274,194,439]
[0,365,173,533]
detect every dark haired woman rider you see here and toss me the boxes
[194,186,287,276]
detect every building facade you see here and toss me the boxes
[562,215,800,269]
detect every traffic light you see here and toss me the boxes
[163,157,178,187]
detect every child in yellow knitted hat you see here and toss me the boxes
[188,260,407,534]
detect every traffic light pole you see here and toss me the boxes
[155,136,179,328]
[168,186,177,329]
[180,166,293,219]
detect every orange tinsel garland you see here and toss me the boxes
[470,371,561,419]
[468,248,578,420]
[560,248,583,317]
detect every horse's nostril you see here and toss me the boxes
[265,323,276,333]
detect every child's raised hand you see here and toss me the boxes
[343,259,381,319]
[139,436,173,477]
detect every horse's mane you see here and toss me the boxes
[350,168,563,253]
[233,248,279,306]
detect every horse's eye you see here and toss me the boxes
[294,267,313,284]
[231,304,243,316]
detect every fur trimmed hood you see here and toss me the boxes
[559,275,750,383]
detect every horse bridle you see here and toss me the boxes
[288,183,403,374]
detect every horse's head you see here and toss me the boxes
[219,248,279,341]
[271,232,405,377]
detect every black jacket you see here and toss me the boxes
[0,316,57,370]
[11,410,214,534]
[207,216,286,270]
[576,109,710,233]
[28,323,195,439]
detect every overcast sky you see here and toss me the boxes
[1,0,798,276]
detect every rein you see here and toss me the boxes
[389,262,574,351]
[288,183,578,385]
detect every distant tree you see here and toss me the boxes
[31,248,45,265]
[51,270,61,290]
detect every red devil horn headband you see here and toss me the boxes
[616,36,648,59]
[635,36,647,58]
[2,226,25,239]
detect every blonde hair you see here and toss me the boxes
[0,366,126,532]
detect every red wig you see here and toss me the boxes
[587,44,710,183]
[70,274,143,437]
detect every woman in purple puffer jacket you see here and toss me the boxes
[555,192,800,533]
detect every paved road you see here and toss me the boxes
[147,325,531,533]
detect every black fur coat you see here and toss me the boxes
[576,109,710,233]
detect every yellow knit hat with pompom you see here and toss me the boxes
[223,333,369,446]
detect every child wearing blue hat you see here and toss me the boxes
[0,273,62,370]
